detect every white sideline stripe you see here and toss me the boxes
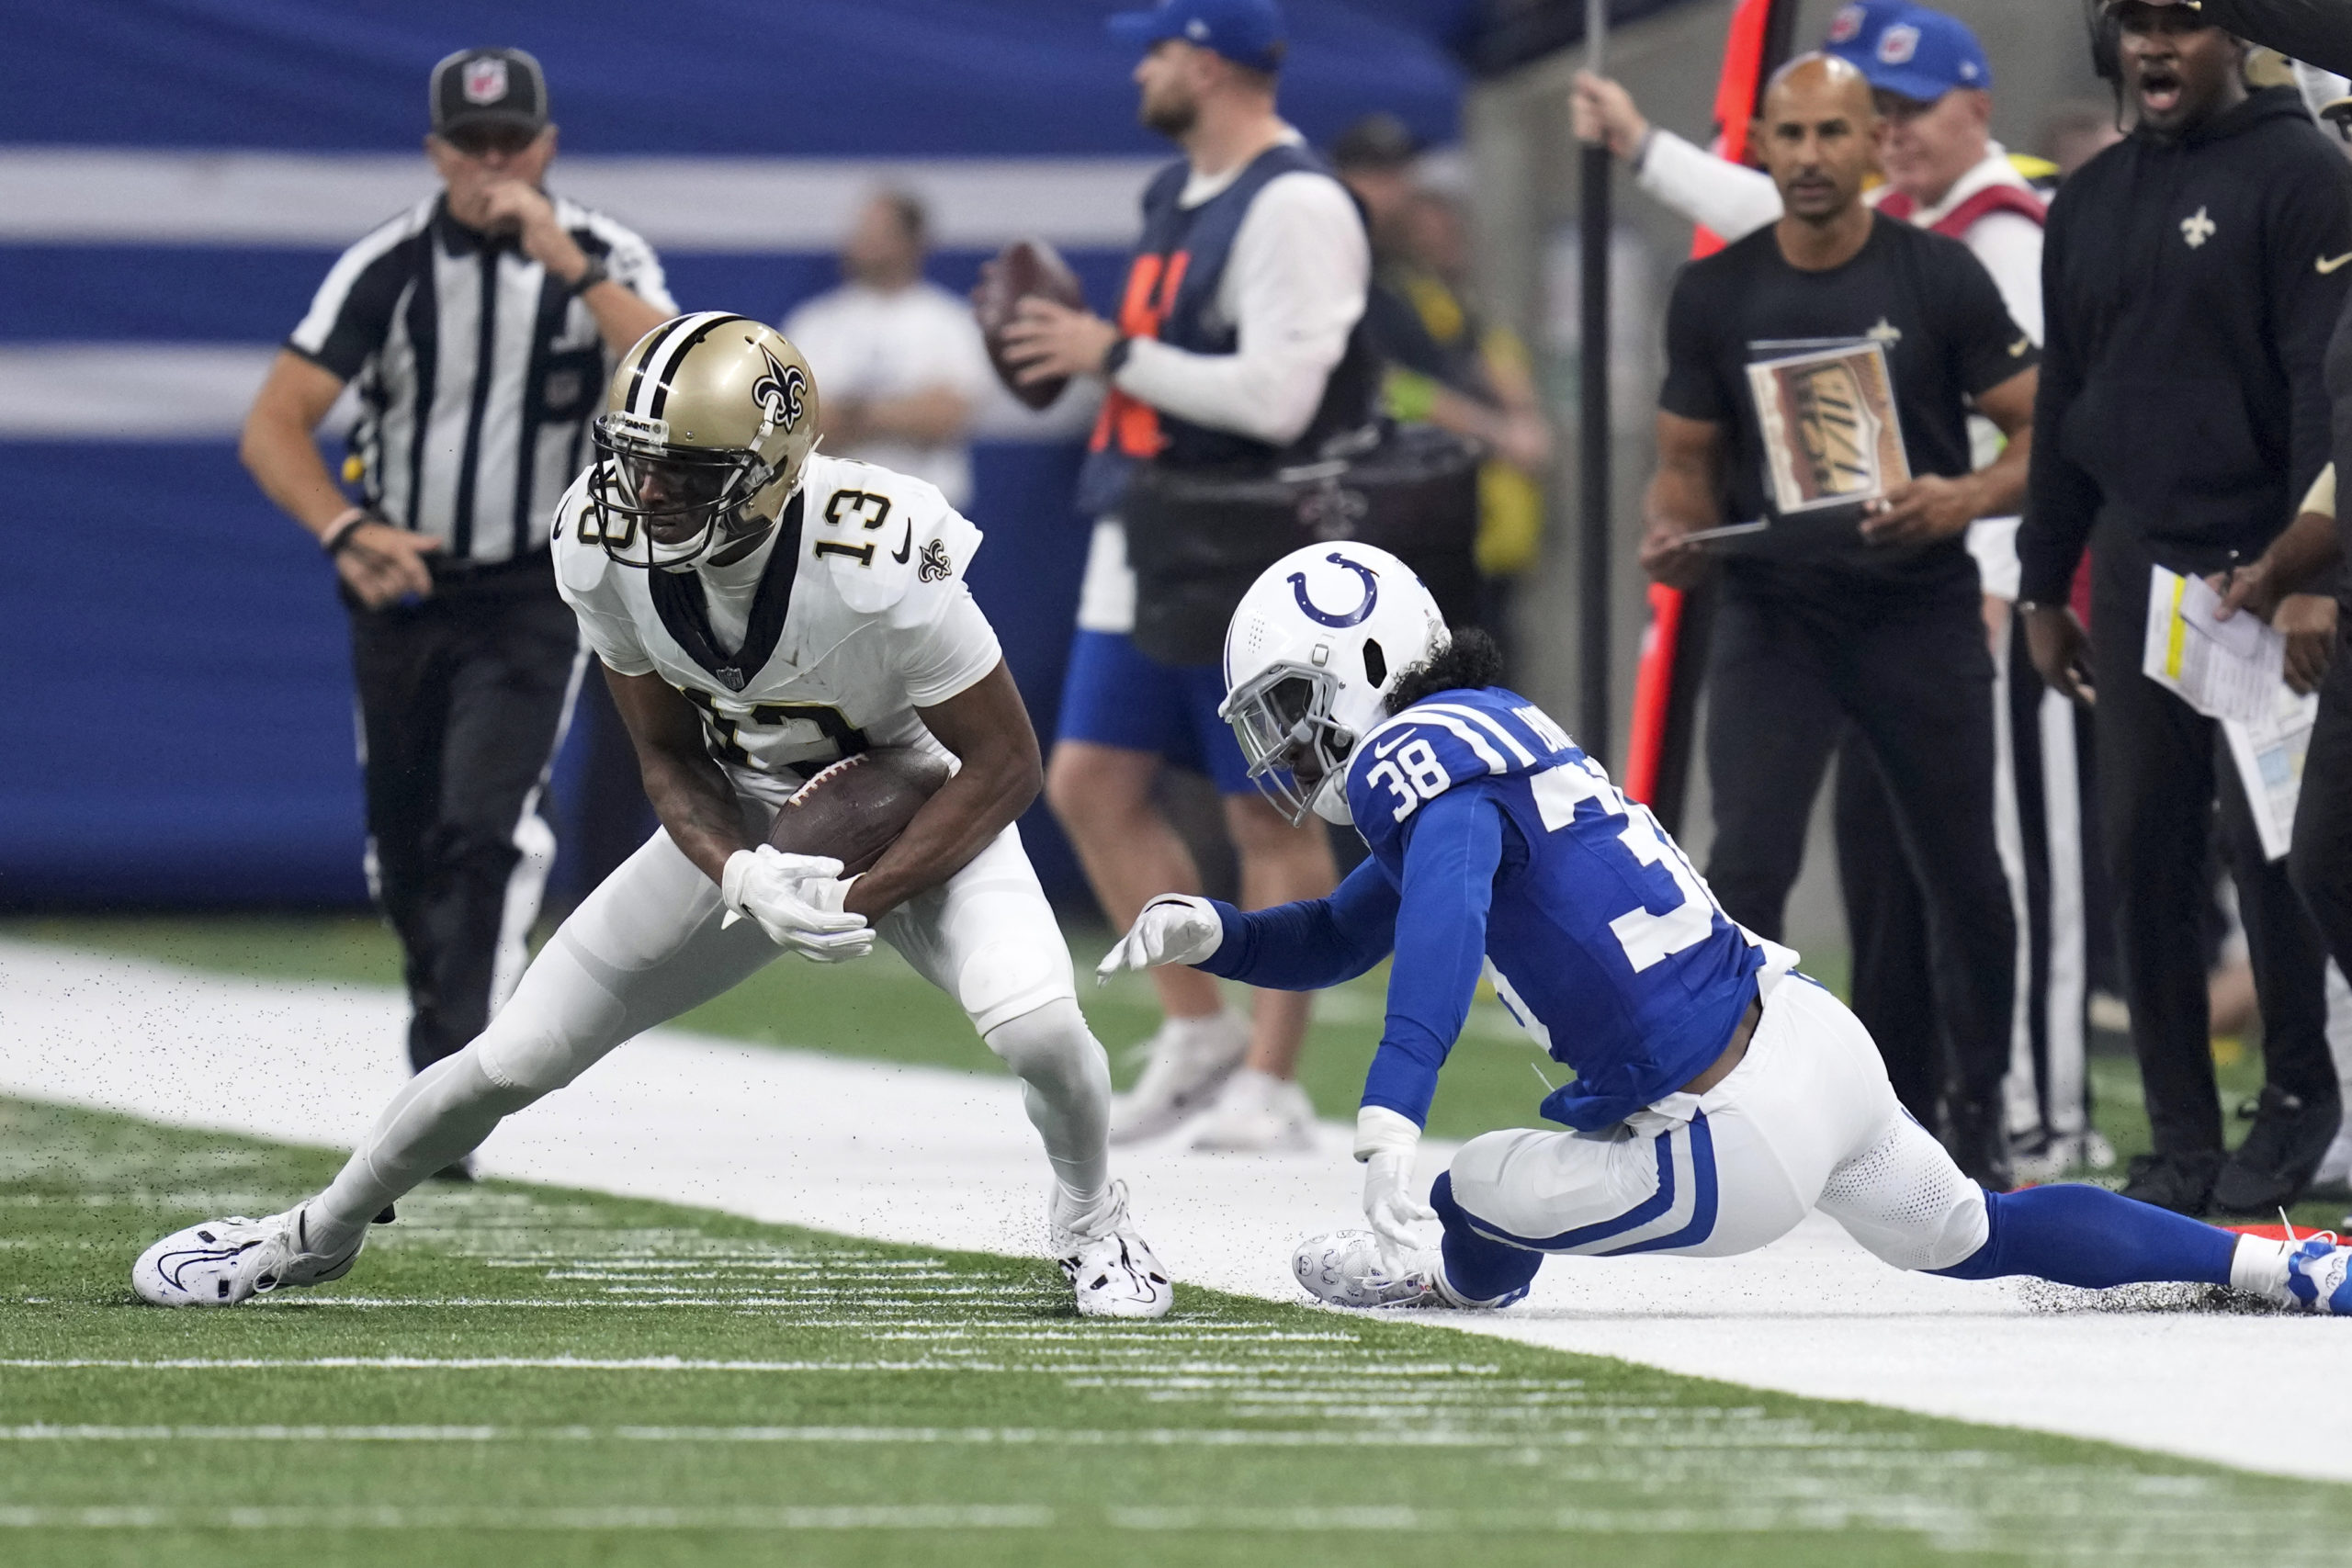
[0,1505,1053,1531]
[0,150,1158,249]
[0,1424,1590,1450]
[0,343,1102,443]
[6,939,2352,1483]
[0,344,277,438]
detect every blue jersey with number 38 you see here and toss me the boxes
[1200,686,1768,1131]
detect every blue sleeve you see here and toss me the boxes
[1194,855,1400,990]
[1360,783,1504,1128]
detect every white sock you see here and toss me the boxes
[986,998,1112,1202]
[307,1051,534,1255]
[2228,1235,2293,1298]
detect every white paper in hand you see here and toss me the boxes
[2142,567,2285,723]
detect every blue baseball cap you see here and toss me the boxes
[1824,2,1993,103]
[1107,0,1287,74]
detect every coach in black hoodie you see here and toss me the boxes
[2019,0,2351,1216]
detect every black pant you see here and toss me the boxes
[348,561,582,1073]
[2291,626,2352,987]
[1834,739,1942,1122]
[2089,529,2333,1155]
[1703,581,2016,1112]
[1835,617,2107,1134]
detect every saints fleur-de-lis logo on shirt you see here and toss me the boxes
[2181,208,2218,250]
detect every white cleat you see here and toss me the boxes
[1052,1180,1173,1319]
[2281,1235,2352,1315]
[1190,1067,1318,1153]
[131,1207,361,1308]
[1107,1010,1250,1145]
[1292,1230,1449,1310]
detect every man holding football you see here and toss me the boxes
[1101,543,2352,1317]
[133,318,1171,1320]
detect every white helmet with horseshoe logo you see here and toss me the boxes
[1218,542,1449,826]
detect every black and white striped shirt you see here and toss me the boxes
[288,194,676,567]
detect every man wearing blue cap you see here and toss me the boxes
[1578,3,2044,336]
[1580,3,2074,1191]
[1002,0,1380,1152]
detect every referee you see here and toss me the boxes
[239,47,673,1095]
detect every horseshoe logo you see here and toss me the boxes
[1287,552,1379,628]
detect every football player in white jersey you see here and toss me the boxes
[132,315,1172,1319]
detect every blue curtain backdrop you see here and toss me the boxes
[0,1,1462,909]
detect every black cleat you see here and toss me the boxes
[2118,1149,2223,1216]
[2211,1088,2342,1215]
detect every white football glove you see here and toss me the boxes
[1355,1105,1438,1277]
[1094,894,1222,984]
[720,847,874,963]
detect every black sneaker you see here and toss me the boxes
[1943,1098,2014,1192]
[2211,1088,2343,1215]
[2118,1149,2224,1215]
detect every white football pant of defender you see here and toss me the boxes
[1100,542,2352,1320]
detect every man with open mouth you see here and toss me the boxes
[2019,0,2352,1217]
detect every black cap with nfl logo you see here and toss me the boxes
[430,47,548,135]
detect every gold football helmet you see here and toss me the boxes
[586,313,820,570]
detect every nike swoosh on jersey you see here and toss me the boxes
[2320,253,2352,276]
[891,520,913,564]
[2008,336,2030,356]
[1372,733,1410,759]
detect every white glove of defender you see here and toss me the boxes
[1094,894,1222,983]
[720,847,874,963]
[1355,1105,1438,1278]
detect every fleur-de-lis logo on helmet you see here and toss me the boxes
[752,344,808,435]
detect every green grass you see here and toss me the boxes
[4,1098,2348,1568]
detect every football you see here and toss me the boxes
[764,746,953,875]
[971,237,1087,411]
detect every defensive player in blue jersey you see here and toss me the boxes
[1101,544,2352,1315]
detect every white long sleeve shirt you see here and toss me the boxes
[1108,130,1371,448]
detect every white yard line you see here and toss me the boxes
[4,939,2347,1482]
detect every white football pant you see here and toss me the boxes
[1445,972,1990,1272]
[306,817,1106,1251]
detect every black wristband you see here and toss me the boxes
[568,257,611,297]
[1102,335,1135,378]
[321,509,385,558]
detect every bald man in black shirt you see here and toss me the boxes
[1641,54,2040,1188]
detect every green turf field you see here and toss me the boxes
[3,1097,2347,1568]
[7,913,2344,1231]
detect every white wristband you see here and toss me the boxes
[719,849,758,915]
[1353,1104,1422,1163]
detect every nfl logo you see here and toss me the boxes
[1826,5,1865,44]
[1878,24,1921,65]
[463,57,509,105]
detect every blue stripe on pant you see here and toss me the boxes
[1431,1115,1721,1304]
